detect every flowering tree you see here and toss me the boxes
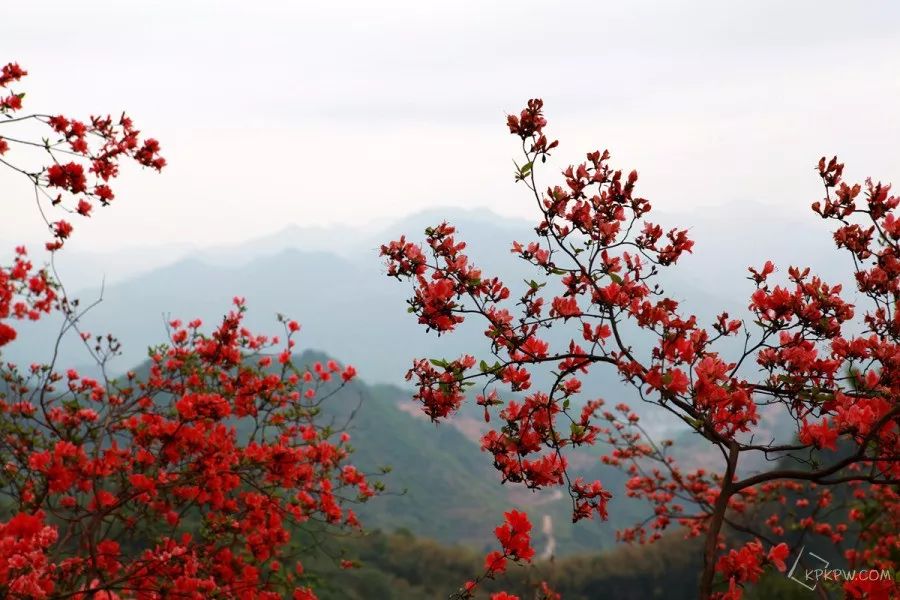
[0,62,164,252]
[383,99,899,599]
[1,62,371,599]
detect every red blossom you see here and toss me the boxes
[386,100,900,600]
[0,63,165,249]
[0,61,371,599]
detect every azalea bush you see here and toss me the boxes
[0,62,164,252]
[0,62,372,599]
[383,99,899,599]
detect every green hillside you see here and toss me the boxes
[302,528,706,600]
[294,349,660,557]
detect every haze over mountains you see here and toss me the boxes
[5,201,851,437]
[0,202,856,555]
[8,201,849,377]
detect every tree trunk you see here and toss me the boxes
[699,441,739,599]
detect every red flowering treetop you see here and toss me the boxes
[383,99,899,599]
[0,63,373,600]
[0,61,165,251]
[1,301,368,600]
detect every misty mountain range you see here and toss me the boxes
[5,202,852,442]
[0,201,857,555]
[7,201,850,380]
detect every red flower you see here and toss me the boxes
[799,419,838,451]
[716,540,764,586]
[494,510,535,562]
[844,577,896,599]
[46,162,87,194]
[53,220,74,240]
[0,322,16,346]
[0,62,27,87]
[76,199,93,216]
[484,550,507,574]
[767,543,789,572]
[0,94,23,111]
[551,296,581,319]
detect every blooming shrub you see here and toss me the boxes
[384,99,899,599]
[0,62,372,600]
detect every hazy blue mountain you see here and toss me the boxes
[0,204,851,556]
[3,204,845,439]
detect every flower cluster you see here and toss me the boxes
[0,246,57,348]
[384,99,900,599]
[709,541,789,600]
[456,511,558,600]
[0,512,58,598]
[0,300,371,599]
[1,61,373,600]
[0,61,165,250]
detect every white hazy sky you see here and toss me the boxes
[2,0,899,250]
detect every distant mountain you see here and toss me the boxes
[0,204,853,557]
[4,204,845,438]
[2,208,846,488]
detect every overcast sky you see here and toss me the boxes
[3,0,899,251]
